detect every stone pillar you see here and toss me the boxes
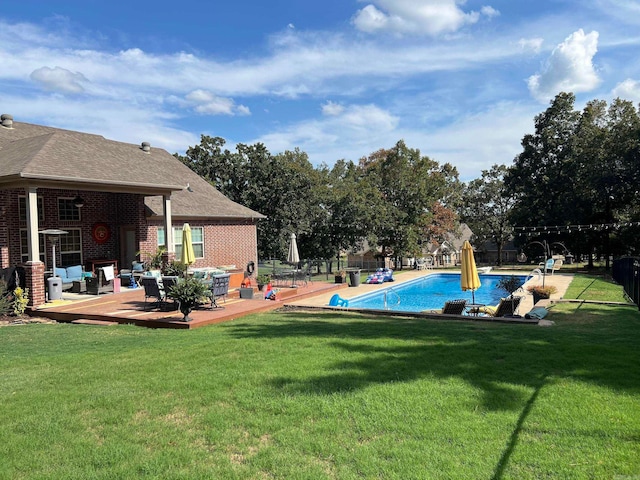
[24,261,45,308]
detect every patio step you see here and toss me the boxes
[71,319,120,326]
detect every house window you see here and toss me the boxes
[59,229,82,266]
[58,198,81,221]
[18,196,45,222]
[20,231,46,263]
[158,226,204,259]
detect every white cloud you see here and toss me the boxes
[0,91,197,154]
[612,78,640,102]
[481,6,500,19]
[352,0,496,36]
[253,103,399,158]
[518,37,543,53]
[322,101,345,116]
[30,66,88,93]
[185,90,250,116]
[528,29,601,102]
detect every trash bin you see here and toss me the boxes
[348,269,361,287]
[565,254,574,265]
[47,276,63,301]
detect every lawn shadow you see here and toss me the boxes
[228,307,640,409]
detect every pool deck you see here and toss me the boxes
[31,269,572,328]
[285,269,573,320]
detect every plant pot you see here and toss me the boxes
[178,302,194,321]
[335,276,345,284]
[258,284,265,291]
[532,292,548,304]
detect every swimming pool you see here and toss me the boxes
[347,273,527,313]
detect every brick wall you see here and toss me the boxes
[0,189,142,270]
[1,188,259,305]
[0,191,8,268]
[144,219,258,271]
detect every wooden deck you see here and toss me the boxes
[32,281,347,329]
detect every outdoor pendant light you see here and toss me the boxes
[73,194,85,208]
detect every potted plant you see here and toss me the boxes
[141,247,166,272]
[497,275,524,299]
[335,270,346,284]
[526,284,558,304]
[163,260,186,277]
[256,274,270,291]
[167,277,210,321]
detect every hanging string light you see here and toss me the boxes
[513,221,640,234]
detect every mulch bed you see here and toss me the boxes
[0,314,57,327]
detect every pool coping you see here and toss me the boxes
[284,268,574,323]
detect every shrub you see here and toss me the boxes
[497,275,524,298]
[12,286,29,315]
[164,260,187,277]
[0,281,29,316]
[0,280,12,315]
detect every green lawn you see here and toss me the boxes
[1,275,639,479]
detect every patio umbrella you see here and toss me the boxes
[287,233,300,265]
[287,233,300,287]
[181,223,195,273]
[460,240,481,304]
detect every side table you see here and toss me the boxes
[465,303,486,316]
[72,280,87,294]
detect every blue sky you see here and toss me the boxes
[1,1,639,180]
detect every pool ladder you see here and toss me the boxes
[383,288,401,310]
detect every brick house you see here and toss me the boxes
[0,114,264,308]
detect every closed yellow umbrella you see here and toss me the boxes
[460,240,481,304]
[181,223,195,270]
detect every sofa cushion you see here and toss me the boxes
[66,265,83,280]
[55,267,67,279]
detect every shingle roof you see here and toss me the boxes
[0,120,264,220]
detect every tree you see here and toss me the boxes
[505,93,640,267]
[505,92,581,229]
[461,164,515,266]
[177,137,322,259]
[360,140,462,267]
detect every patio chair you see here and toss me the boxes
[439,299,467,315]
[539,258,554,273]
[141,276,166,310]
[86,268,114,295]
[478,296,522,317]
[161,276,180,308]
[208,273,230,309]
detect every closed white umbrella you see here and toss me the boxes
[287,233,300,287]
[287,233,300,265]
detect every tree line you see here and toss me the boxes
[176,92,640,269]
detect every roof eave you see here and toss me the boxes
[1,173,185,195]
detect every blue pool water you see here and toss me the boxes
[347,273,527,313]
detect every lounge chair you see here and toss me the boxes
[438,299,467,315]
[208,273,230,309]
[477,296,522,317]
[141,276,166,310]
